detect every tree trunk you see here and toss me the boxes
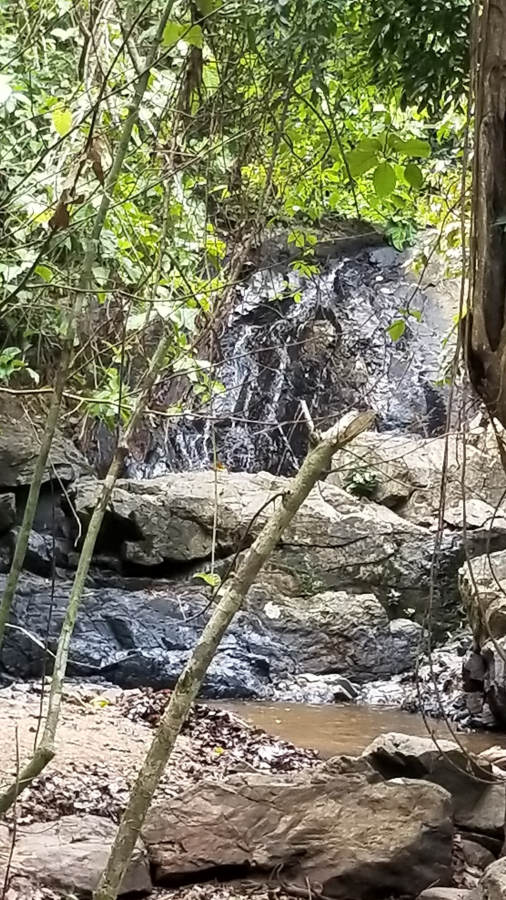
[93,409,375,900]
[0,329,173,815]
[0,0,176,652]
[468,0,506,425]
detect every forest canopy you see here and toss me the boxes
[0,0,471,423]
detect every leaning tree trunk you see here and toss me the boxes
[467,0,506,425]
[93,408,374,900]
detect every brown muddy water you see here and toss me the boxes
[222,701,506,757]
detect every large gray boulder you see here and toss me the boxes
[73,469,430,567]
[0,814,151,897]
[142,773,453,898]
[72,470,469,628]
[2,470,485,693]
[460,550,506,646]
[0,418,88,487]
[361,732,505,835]
[329,430,506,528]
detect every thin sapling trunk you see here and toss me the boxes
[93,408,375,900]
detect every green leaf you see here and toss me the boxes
[35,264,53,282]
[346,148,378,177]
[373,162,396,197]
[51,106,72,136]
[387,134,404,151]
[162,20,185,46]
[387,319,406,342]
[400,138,431,158]
[399,306,422,322]
[357,138,382,153]
[185,24,203,47]
[404,163,423,190]
[196,0,222,13]
[193,571,222,588]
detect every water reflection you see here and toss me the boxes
[221,701,506,757]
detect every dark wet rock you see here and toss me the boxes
[460,839,496,870]
[142,774,453,897]
[0,493,15,533]
[458,832,504,857]
[125,245,457,479]
[361,732,505,836]
[271,672,359,703]
[24,530,53,576]
[360,635,474,724]
[0,573,424,694]
[1,529,74,578]
[0,814,151,897]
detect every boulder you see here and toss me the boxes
[460,839,496,870]
[0,814,151,897]
[417,891,474,900]
[361,732,505,835]
[73,469,473,631]
[272,672,359,703]
[0,419,88,488]
[329,430,506,528]
[142,773,453,898]
[72,470,432,567]
[479,857,506,900]
[459,549,506,723]
[460,550,506,646]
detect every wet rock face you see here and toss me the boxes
[1,573,424,696]
[127,246,457,479]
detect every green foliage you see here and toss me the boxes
[387,320,406,342]
[354,0,470,112]
[193,571,222,588]
[344,467,379,499]
[0,348,38,384]
[85,369,134,429]
[0,0,466,414]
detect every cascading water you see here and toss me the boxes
[128,242,458,478]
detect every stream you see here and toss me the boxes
[222,701,506,757]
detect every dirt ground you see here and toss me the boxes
[0,687,154,787]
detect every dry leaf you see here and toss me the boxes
[88,139,105,185]
[49,200,70,231]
